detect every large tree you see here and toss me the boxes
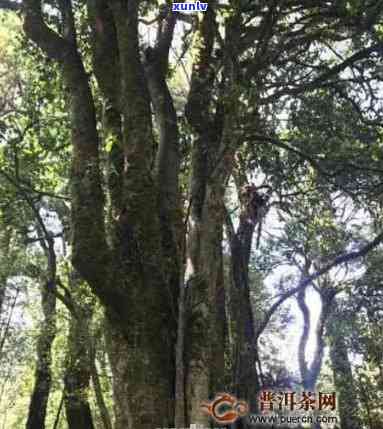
[1,1,383,428]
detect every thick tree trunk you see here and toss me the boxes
[105,326,132,429]
[104,5,178,427]
[24,3,178,427]
[64,311,95,429]
[62,272,95,429]
[106,320,176,429]
[143,15,186,427]
[26,279,57,429]
[182,4,232,425]
[185,182,227,426]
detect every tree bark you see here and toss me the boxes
[181,3,233,425]
[89,336,113,429]
[26,227,57,429]
[327,301,362,429]
[297,280,335,391]
[297,286,311,389]
[26,252,57,429]
[185,182,227,426]
[61,271,94,429]
[64,310,95,429]
[0,227,11,315]
[24,2,179,427]
[225,181,266,421]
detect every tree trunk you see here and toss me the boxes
[106,318,176,429]
[181,4,237,425]
[297,275,337,391]
[327,302,362,429]
[23,2,179,427]
[89,336,113,429]
[63,273,95,429]
[0,226,11,315]
[64,310,95,429]
[225,182,265,422]
[297,277,337,429]
[26,279,57,429]
[185,182,227,426]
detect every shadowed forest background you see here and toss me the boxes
[0,1,382,428]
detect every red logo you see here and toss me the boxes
[201,393,249,424]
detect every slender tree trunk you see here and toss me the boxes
[225,182,266,424]
[297,277,336,390]
[26,279,57,429]
[297,278,336,429]
[144,14,186,427]
[297,286,318,429]
[0,226,12,317]
[297,285,311,389]
[175,268,187,428]
[327,302,362,429]
[366,308,383,391]
[89,337,113,429]
[53,390,64,429]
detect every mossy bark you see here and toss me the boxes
[64,311,95,429]
[26,279,57,429]
[106,318,175,429]
[182,3,230,425]
[185,182,227,426]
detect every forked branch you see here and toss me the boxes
[255,230,383,340]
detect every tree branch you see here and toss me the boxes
[22,1,111,300]
[255,230,383,340]
[87,0,121,109]
[144,9,179,226]
[264,42,383,101]
[23,0,71,61]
